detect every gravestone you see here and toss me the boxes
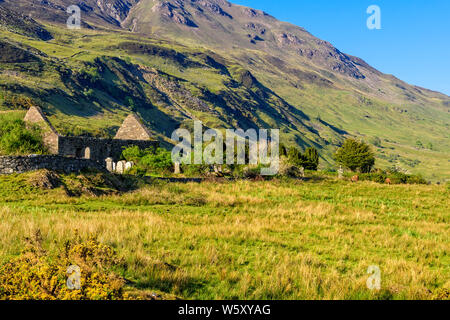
[105,158,114,172]
[116,160,126,174]
[125,161,134,171]
[174,162,181,174]
[338,166,344,179]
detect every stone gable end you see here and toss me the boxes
[24,106,59,154]
[114,114,152,141]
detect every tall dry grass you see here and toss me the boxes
[0,176,448,299]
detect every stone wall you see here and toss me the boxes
[58,137,158,162]
[0,155,106,175]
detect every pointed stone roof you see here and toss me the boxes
[114,113,153,141]
[23,106,59,135]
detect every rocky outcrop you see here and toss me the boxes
[192,0,232,19]
[95,0,140,24]
[276,33,305,46]
[242,7,269,18]
[244,23,266,35]
[152,1,198,27]
[0,0,140,27]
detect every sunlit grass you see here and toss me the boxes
[0,173,448,300]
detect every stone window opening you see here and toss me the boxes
[84,147,91,159]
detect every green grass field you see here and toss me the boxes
[0,172,448,300]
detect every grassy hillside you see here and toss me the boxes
[0,172,448,299]
[0,7,448,181]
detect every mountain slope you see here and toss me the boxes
[0,0,139,27]
[0,0,449,180]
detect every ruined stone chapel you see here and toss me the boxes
[24,106,158,164]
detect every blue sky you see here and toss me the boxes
[233,0,450,96]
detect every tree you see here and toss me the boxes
[287,147,304,166]
[125,96,136,112]
[285,146,320,171]
[279,143,288,157]
[303,147,319,170]
[334,139,375,173]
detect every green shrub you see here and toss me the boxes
[140,148,173,173]
[125,166,147,177]
[242,165,264,180]
[0,115,46,155]
[0,231,128,300]
[121,146,172,175]
[79,65,101,83]
[358,170,427,185]
[405,174,427,185]
[359,172,387,183]
[182,164,211,177]
[388,171,409,184]
[121,145,147,163]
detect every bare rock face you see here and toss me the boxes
[274,33,364,79]
[152,1,198,27]
[242,7,269,18]
[95,0,138,23]
[245,23,266,35]
[192,0,232,19]
[276,33,305,46]
[0,0,140,27]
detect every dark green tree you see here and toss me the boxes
[303,147,319,170]
[334,139,375,173]
[286,146,320,171]
[279,143,288,157]
[287,147,305,166]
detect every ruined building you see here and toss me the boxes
[24,106,158,163]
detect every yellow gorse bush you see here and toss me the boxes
[0,230,128,300]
